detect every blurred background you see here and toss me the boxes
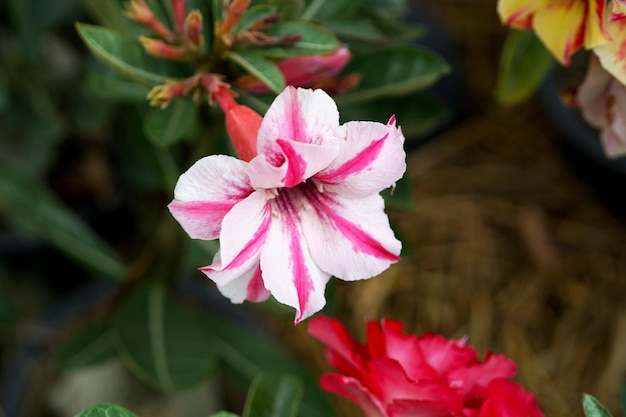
[1,0,626,417]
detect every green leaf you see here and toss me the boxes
[0,163,126,280]
[82,0,147,36]
[582,394,614,417]
[339,92,448,140]
[88,73,151,102]
[76,23,190,86]
[113,283,217,392]
[243,374,303,417]
[205,316,333,417]
[322,20,386,42]
[224,51,285,94]
[254,21,340,57]
[495,29,554,106]
[56,322,117,369]
[336,45,450,105]
[300,0,357,20]
[619,381,626,417]
[381,175,414,211]
[144,98,198,147]
[74,403,138,417]
[232,5,278,34]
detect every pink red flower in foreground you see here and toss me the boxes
[497,0,610,65]
[308,315,545,417]
[576,54,626,158]
[168,87,406,323]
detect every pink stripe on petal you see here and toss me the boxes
[318,131,388,183]
[277,138,307,186]
[218,213,270,271]
[246,263,269,301]
[168,200,235,240]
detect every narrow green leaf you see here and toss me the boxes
[113,283,217,392]
[56,323,117,369]
[88,73,151,102]
[582,394,614,417]
[495,29,554,106]
[619,381,626,417]
[74,403,138,417]
[205,316,333,417]
[144,98,198,147]
[338,92,448,140]
[255,22,340,57]
[76,23,189,86]
[232,5,278,34]
[209,413,240,417]
[336,45,450,105]
[224,51,285,94]
[322,20,386,42]
[0,163,126,280]
[82,0,147,36]
[243,374,303,417]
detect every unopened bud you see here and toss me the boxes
[184,10,205,52]
[140,36,188,60]
[214,87,261,162]
[171,0,187,33]
[125,0,174,41]
[220,0,251,34]
[147,81,188,108]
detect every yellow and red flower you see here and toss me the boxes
[497,0,611,64]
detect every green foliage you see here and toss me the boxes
[113,283,218,392]
[76,23,190,86]
[252,22,340,58]
[242,374,304,417]
[74,403,138,417]
[144,98,198,147]
[582,394,614,417]
[337,45,450,105]
[0,163,126,280]
[231,5,279,34]
[224,51,285,94]
[56,322,117,369]
[495,29,554,106]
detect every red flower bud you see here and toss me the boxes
[125,0,174,41]
[139,36,188,60]
[214,87,261,162]
[184,10,205,53]
[171,0,187,34]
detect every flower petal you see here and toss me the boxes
[256,86,339,161]
[247,138,339,189]
[478,379,545,417]
[415,333,477,376]
[301,193,401,281]
[168,155,252,240]
[308,314,365,376]
[533,0,586,64]
[210,254,270,303]
[497,0,540,29]
[594,17,626,85]
[317,118,406,198]
[447,353,517,397]
[259,192,331,323]
[577,54,612,128]
[583,0,611,49]
[320,374,387,417]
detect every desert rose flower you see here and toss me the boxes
[497,0,610,64]
[169,86,405,323]
[308,315,545,417]
[591,7,626,86]
[576,54,626,158]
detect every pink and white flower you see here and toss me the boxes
[168,86,406,323]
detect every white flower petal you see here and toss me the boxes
[169,155,252,240]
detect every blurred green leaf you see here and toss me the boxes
[322,20,385,42]
[76,23,189,86]
[495,29,554,106]
[381,175,414,211]
[243,374,303,417]
[88,73,151,102]
[256,22,340,57]
[56,322,117,369]
[75,403,138,417]
[582,394,614,417]
[337,45,449,105]
[225,51,285,94]
[82,0,147,36]
[144,98,198,147]
[232,5,278,34]
[206,316,333,417]
[0,163,126,280]
[339,93,448,140]
[619,380,626,417]
[300,0,357,20]
[113,283,217,392]
[209,413,240,417]
[8,0,79,49]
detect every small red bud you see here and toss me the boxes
[171,0,187,34]
[125,0,174,41]
[184,10,205,52]
[139,36,188,60]
[214,87,262,162]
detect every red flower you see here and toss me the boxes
[308,315,545,417]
